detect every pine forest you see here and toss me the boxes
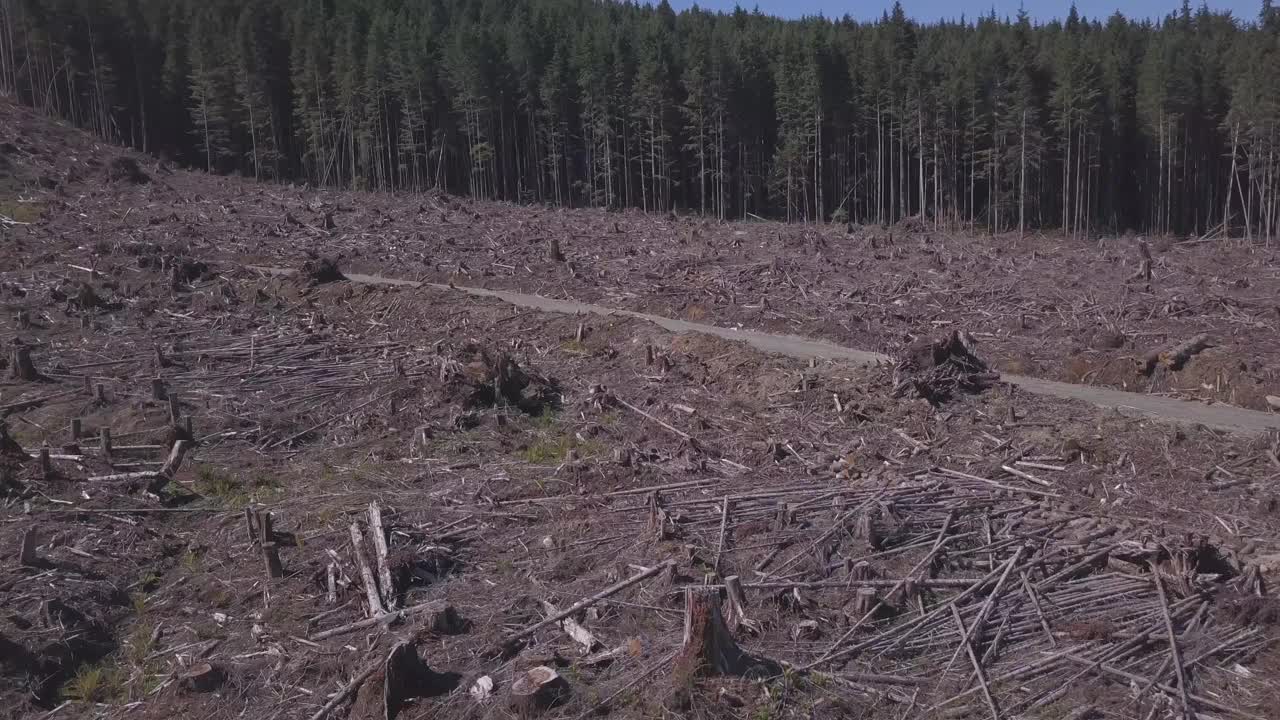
[1,0,1279,239]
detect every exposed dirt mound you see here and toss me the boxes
[892,329,998,403]
[105,156,149,184]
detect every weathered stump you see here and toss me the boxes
[8,343,38,381]
[353,640,458,720]
[674,588,777,681]
[179,663,225,693]
[508,666,569,717]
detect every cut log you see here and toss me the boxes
[1158,334,1212,371]
[508,666,569,717]
[1140,334,1213,375]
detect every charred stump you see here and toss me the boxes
[353,640,459,720]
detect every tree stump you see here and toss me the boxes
[508,666,569,717]
[854,512,881,550]
[0,423,28,459]
[353,640,459,720]
[8,343,38,381]
[846,560,874,581]
[852,588,879,618]
[262,542,284,579]
[546,238,564,262]
[179,663,225,693]
[19,530,38,567]
[774,503,796,531]
[674,588,777,681]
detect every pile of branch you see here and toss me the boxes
[892,330,998,403]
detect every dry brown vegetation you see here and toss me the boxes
[3,98,1280,720]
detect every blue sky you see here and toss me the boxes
[664,0,1263,22]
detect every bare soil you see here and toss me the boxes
[3,99,1280,720]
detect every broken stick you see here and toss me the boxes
[503,560,675,646]
[367,502,397,611]
[349,522,386,618]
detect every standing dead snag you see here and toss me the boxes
[1129,239,1153,284]
[674,588,778,683]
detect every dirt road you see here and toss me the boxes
[253,266,1280,435]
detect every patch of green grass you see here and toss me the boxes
[530,411,560,431]
[125,624,157,666]
[63,663,127,704]
[194,465,282,507]
[0,199,44,224]
[180,547,202,574]
[522,434,606,464]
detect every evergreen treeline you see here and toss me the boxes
[1,0,1278,238]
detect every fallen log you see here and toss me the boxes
[1139,333,1212,375]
